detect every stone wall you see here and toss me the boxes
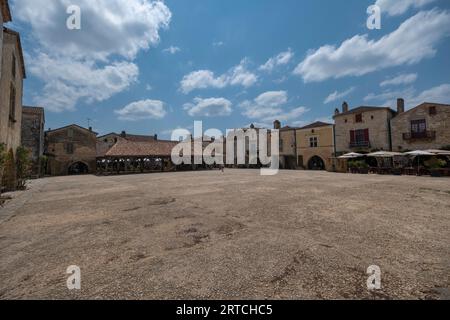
[0,30,23,154]
[21,107,45,176]
[296,125,335,171]
[391,103,450,151]
[334,108,394,154]
[45,125,97,176]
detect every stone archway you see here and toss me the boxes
[307,156,326,171]
[68,161,89,175]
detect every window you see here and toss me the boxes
[411,119,426,138]
[68,128,74,138]
[355,113,363,123]
[429,106,437,116]
[66,143,74,154]
[279,139,284,152]
[350,129,370,147]
[309,137,318,148]
[12,54,16,79]
[9,83,16,122]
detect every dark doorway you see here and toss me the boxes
[308,156,325,170]
[68,162,89,175]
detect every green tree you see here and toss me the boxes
[2,149,16,192]
[16,146,32,190]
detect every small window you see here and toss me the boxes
[280,139,284,152]
[371,115,374,120]
[345,119,348,123]
[68,128,74,138]
[9,83,16,121]
[66,143,74,154]
[429,106,437,115]
[355,114,363,123]
[309,137,318,148]
[12,54,16,79]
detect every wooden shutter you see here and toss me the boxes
[364,129,369,142]
[350,130,355,143]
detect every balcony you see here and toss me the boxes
[349,141,371,148]
[403,131,436,141]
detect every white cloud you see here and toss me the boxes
[259,49,294,73]
[375,0,437,16]
[293,10,450,82]
[213,41,225,47]
[380,73,418,87]
[14,0,171,112]
[183,97,233,117]
[180,59,257,94]
[163,46,181,54]
[240,91,309,123]
[29,53,139,112]
[14,0,171,61]
[324,87,355,104]
[254,91,288,107]
[364,83,450,109]
[115,99,167,121]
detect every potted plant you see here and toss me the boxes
[425,158,447,177]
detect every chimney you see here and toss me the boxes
[121,131,126,138]
[154,134,158,140]
[342,102,349,113]
[397,98,405,114]
[334,108,340,116]
[89,127,92,132]
[274,120,281,130]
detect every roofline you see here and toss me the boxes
[393,102,450,117]
[298,122,333,130]
[1,0,12,23]
[45,124,98,135]
[22,106,45,122]
[333,106,395,119]
[3,27,26,78]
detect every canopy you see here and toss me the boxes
[424,149,450,156]
[404,150,435,156]
[367,151,403,158]
[338,152,364,159]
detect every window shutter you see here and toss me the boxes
[364,129,369,141]
[350,130,355,143]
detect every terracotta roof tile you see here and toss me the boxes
[104,139,178,158]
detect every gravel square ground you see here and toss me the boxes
[0,169,449,299]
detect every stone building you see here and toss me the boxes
[296,121,335,171]
[391,101,450,152]
[1,0,12,78]
[45,124,98,176]
[21,106,45,176]
[333,102,396,154]
[275,120,299,170]
[0,27,26,154]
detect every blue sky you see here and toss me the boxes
[8,0,450,139]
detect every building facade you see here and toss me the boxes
[45,125,98,176]
[0,27,25,154]
[296,122,335,171]
[1,0,12,78]
[391,102,450,152]
[275,120,298,170]
[333,102,396,154]
[21,106,45,176]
